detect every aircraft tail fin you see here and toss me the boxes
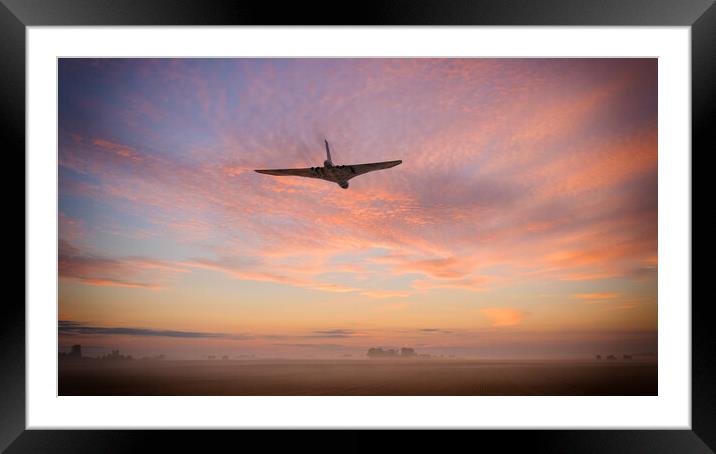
[325,139,332,164]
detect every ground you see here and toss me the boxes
[58,359,657,396]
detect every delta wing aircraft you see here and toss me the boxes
[255,140,402,189]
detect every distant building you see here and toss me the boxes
[606,355,617,361]
[400,347,416,357]
[595,355,602,360]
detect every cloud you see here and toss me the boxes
[72,278,161,290]
[180,258,360,294]
[58,320,251,340]
[59,212,85,244]
[57,58,657,347]
[91,139,144,162]
[312,329,355,335]
[59,240,186,290]
[360,290,412,298]
[418,328,454,334]
[411,277,487,291]
[481,307,525,327]
[310,329,361,338]
[574,292,622,302]
[59,322,372,344]
[60,108,655,291]
[395,257,470,279]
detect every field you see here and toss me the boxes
[59,359,657,396]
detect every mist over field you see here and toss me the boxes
[59,357,657,396]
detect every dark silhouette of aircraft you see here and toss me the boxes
[255,140,402,189]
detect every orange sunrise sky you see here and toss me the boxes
[58,58,657,359]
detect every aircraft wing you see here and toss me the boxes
[254,168,321,179]
[347,160,402,178]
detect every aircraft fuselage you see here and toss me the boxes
[311,161,356,188]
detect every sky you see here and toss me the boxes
[58,58,657,359]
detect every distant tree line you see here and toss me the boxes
[367,347,417,358]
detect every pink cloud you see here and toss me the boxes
[359,290,413,298]
[481,307,525,327]
[58,58,657,313]
[59,240,187,291]
[574,292,622,300]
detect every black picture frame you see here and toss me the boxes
[4,0,709,452]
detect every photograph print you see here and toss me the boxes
[58,58,657,396]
